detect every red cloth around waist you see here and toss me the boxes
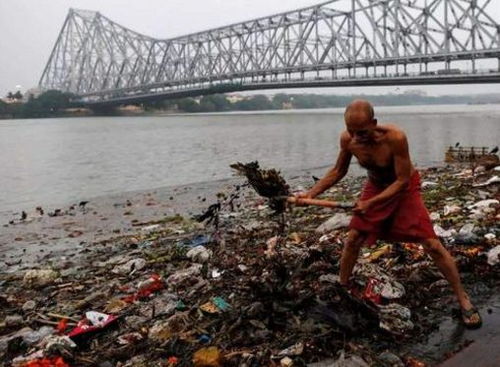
[349,171,437,245]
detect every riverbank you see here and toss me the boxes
[2,91,500,120]
[0,163,499,367]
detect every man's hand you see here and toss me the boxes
[353,199,373,215]
[293,191,313,206]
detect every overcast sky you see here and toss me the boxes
[1,0,500,97]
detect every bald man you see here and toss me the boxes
[300,99,481,328]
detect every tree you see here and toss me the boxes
[0,99,8,116]
[235,95,274,111]
[16,90,74,118]
[36,90,72,112]
[13,91,23,100]
[272,93,292,109]
[176,98,200,113]
[142,99,176,111]
[200,94,230,112]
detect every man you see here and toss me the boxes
[299,99,481,328]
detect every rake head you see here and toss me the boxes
[230,161,290,213]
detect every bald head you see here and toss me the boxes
[344,99,374,123]
[344,99,377,143]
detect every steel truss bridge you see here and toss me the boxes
[39,0,500,106]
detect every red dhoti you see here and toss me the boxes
[349,171,437,245]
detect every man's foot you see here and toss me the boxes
[461,307,482,329]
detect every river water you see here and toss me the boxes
[1,104,499,212]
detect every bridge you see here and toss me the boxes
[38,0,500,106]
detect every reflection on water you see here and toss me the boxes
[0,104,499,211]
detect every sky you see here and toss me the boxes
[1,0,500,97]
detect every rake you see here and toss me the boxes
[230,161,354,213]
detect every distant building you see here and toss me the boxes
[226,94,246,104]
[403,89,427,96]
[23,88,43,102]
[1,97,21,104]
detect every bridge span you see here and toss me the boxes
[38,0,500,106]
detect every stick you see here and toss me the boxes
[46,312,80,322]
[286,197,354,209]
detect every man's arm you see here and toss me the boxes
[356,132,411,213]
[306,132,352,198]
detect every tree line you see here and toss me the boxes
[145,92,496,113]
[2,89,499,119]
[0,90,74,119]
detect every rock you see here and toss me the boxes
[4,315,23,327]
[452,223,480,244]
[0,327,31,354]
[487,246,500,266]
[22,300,36,312]
[433,225,456,239]
[22,326,55,345]
[112,258,147,274]
[378,351,404,366]
[23,269,59,287]
[485,233,496,241]
[280,357,294,367]
[186,246,213,263]
[315,213,352,233]
[454,232,480,245]
[238,264,248,272]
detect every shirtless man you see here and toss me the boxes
[300,99,481,328]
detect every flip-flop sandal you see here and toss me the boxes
[461,307,482,329]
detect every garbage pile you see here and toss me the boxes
[0,163,498,367]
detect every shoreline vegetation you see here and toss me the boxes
[1,89,500,120]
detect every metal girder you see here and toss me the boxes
[38,0,500,104]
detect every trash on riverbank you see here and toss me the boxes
[0,162,499,366]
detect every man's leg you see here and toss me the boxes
[421,238,481,326]
[339,229,367,285]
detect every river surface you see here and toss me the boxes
[1,104,499,212]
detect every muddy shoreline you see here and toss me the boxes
[0,164,499,367]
